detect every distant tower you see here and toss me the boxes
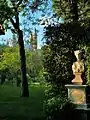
[30,28,37,50]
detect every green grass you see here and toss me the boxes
[0,84,45,120]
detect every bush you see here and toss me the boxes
[44,84,76,120]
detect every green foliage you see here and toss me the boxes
[51,0,90,85]
[26,49,45,84]
[84,46,90,84]
[0,0,49,97]
[0,0,13,23]
[44,84,76,120]
[0,45,20,84]
[0,45,19,70]
[0,0,49,29]
[52,0,90,23]
[42,1,90,120]
[0,45,45,85]
[43,23,88,88]
[43,22,89,120]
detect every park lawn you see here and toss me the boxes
[0,84,45,120]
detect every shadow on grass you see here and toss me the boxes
[0,84,45,120]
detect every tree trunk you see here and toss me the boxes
[18,29,29,97]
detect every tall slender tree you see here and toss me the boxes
[7,0,29,97]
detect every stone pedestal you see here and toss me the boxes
[65,84,90,120]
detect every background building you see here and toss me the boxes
[30,28,37,50]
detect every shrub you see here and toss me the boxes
[44,84,76,120]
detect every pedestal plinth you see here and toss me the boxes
[65,84,90,120]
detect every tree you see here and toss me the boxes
[0,0,48,97]
[43,1,90,119]
[52,0,90,24]
[26,49,45,84]
[0,45,20,85]
[8,0,29,97]
[43,23,80,120]
[52,0,90,82]
[0,0,30,97]
[0,45,44,86]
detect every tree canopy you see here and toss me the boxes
[0,45,44,85]
[52,0,90,23]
